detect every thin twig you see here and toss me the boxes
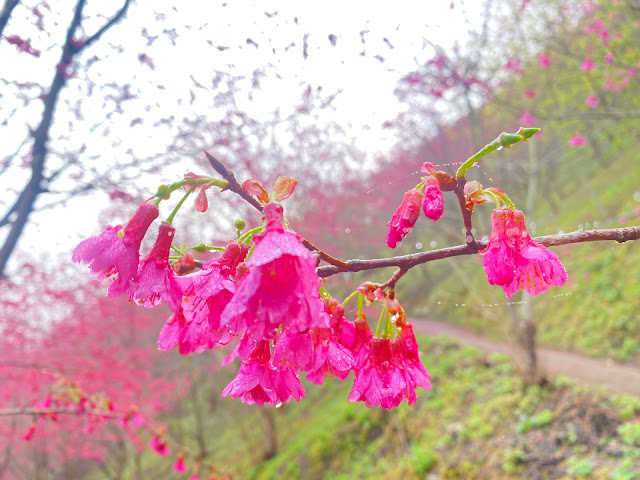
[205,151,349,268]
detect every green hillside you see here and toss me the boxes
[117,336,640,479]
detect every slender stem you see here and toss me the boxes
[375,307,386,337]
[238,226,264,244]
[453,178,477,247]
[166,185,197,225]
[342,290,360,308]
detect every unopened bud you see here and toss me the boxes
[499,132,524,148]
[235,219,246,231]
[155,185,171,199]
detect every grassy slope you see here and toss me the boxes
[136,336,640,480]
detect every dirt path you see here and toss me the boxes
[411,317,640,396]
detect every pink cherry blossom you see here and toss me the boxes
[569,135,587,147]
[482,208,567,298]
[220,203,329,340]
[350,317,373,369]
[581,57,596,72]
[222,339,306,406]
[524,88,536,99]
[504,57,523,73]
[149,435,170,456]
[519,113,536,126]
[422,177,444,222]
[537,53,552,68]
[73,203,159,296]
[604,52,614,64]
[173,242,247,353]
[272,327,313,372]
[173,456,187,473]
[306,308,356,384]
[386,189,423,248]
[221,340,278,405]
[129,223,182,312]
[586,95,600,108]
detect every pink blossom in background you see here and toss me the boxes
[599,29,610,44]
[482,208,567,298]
[149,436,170,456]
[520,0,531,10]
[586,95,600,108]
[386,189,423,248]
[569,135,587,147]
[504,57,523,73]
[537,53,552,68]
[604,52,614,64]
[173,456,187,473]
[628,69,638,78]
[524,88,536,98]
[581,57,596,72]
[403,74,422,86]
[72,203,159,297]
[519,113,536,126]
[422,177,444,221]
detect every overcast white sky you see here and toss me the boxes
[0,0,485,271]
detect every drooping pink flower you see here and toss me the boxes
[73,203,159,296]
[519,113,536,126]
[271,363,306,404]
[222,340,277,406]
[568,135,587,147]
[422,177,444,222]
[350,317,373,369]
[174,242,248,353]
[149,435,170,456]
[157,311,184,351]
[129,223,182,311]
[537,53,552,68]
[581,57,596,72]
[586,95,600,108]
[220,203,329,340]
[272,327,313,372]
[173,456,187,473]
[183,172,213,213]
[386,189,423,248]
[387,331,432,408]
[398,324,431,391]
[223,339,306,406]
[482,208,567,298]
[349,337,421,409]
[306,309,356,384]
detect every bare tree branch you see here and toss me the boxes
[0,0,20,40]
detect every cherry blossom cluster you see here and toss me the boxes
[73,128,567,417]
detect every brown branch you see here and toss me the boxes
[205,151,264,212]
[317,225,640,278]
[0,406,123,419]
[0,0,20,40]
[79,0,132,51]
[205,151,349,268]
[453,178,477,247]
[0,0,133,278]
